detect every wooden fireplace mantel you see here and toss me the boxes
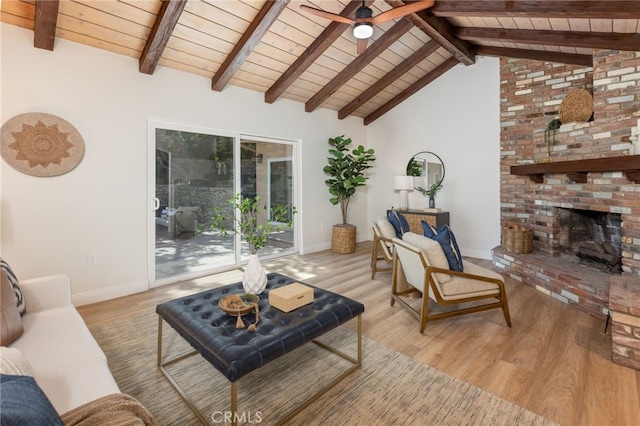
[510,155,640,183]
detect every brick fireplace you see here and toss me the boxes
[493,50,640,370]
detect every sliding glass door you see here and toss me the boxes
[239,138,295,262]
[148,121,297,286]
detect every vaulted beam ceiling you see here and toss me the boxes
[457,28,640,52]
[139,0,187,75]
[365,56,458,125]
[475,46,593,67]
[339,39,440,119]
[305,18,414,113]
[265,0,371,104]
[430,1,640,19]
[211,0,290,91]
[4,1,638,125]
[33,0,58,50]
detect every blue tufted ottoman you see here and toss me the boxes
[156,273,364,425]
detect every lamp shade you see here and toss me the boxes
[394,176,414,191]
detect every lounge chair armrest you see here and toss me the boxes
[426,266,505,286]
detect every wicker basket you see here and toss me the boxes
[559,89,594,123]
[331,225,356,254]
[501,222,533,254]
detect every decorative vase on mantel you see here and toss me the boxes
[243,253,267,294]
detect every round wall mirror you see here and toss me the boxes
[406,151,445,189]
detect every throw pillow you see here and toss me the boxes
[0,347,35,376]
[0,374,63,426]
[401,232,452,284]
[0,259,25,316]
[388,209,410,238]
[375,217,397,241]
[1,271,23,346]
[421,222,464,272]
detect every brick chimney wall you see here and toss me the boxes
[494,50,640,370]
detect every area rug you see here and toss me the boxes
[89,310,556,426]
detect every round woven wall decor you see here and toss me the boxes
[1,112,85,177]
[558,89,594,123]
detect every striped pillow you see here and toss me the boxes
[0,259,25,316]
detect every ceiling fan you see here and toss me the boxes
[300,0,435,54]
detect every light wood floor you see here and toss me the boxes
[78,242,640,426]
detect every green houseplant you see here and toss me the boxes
[323,135,375,254]
[211,193,295,293]
[415,182,443,209]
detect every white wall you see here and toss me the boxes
[1,23,501,305]
[367,56,501,259]
[0,24,366,304]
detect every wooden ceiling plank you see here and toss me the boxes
[211,0,290,92]
[305,18,413,113]
[386,0,475,66]
[364,56,459,125]
[475,46,593,67]
[431,1,640,19]
[338,40,440,119]
[265,1,370,104]
[139,0,187,75]
[59,1,153,37]
[458,27,640,51]
[34,0,59,50]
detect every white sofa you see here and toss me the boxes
[8,274,120,415]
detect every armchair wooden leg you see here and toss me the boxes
[501,296,512,327]
[419,287,430,333]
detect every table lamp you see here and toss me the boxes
[394,176,414,210]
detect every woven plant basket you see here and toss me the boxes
[501,222,533,254]
[331,224,356,254]
[559,89,593,123]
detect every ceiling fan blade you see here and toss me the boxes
[357,38,368,55]
[299,5,355,25]
[370,0,435,24]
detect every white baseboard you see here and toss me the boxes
[72,280,148,307]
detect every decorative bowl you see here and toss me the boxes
[218,293,259,316]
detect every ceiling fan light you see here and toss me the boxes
[353,23,373,39]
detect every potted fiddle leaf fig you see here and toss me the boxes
[323,135,375,254]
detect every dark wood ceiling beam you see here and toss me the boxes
[265,1,372,104]
[305,18,413,113]
[139,0,188,75]
[34,0,59,50]
[431,1,640,19]
[476,46,593,67]
[386,0,475,66]
[458,28,640,51]
[212,0,290,92]
[364,56,458,125]
[338,40,440,119]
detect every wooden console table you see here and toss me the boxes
[388,209,450,234]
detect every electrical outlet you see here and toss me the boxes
[88,254,97,265]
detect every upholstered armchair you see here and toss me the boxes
[391,233,511,333]
[371,218,398,279]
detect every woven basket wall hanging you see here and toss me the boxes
[558,89,594,123]
[1,112,85,177]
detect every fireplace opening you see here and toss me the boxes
[556,208,622,274]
